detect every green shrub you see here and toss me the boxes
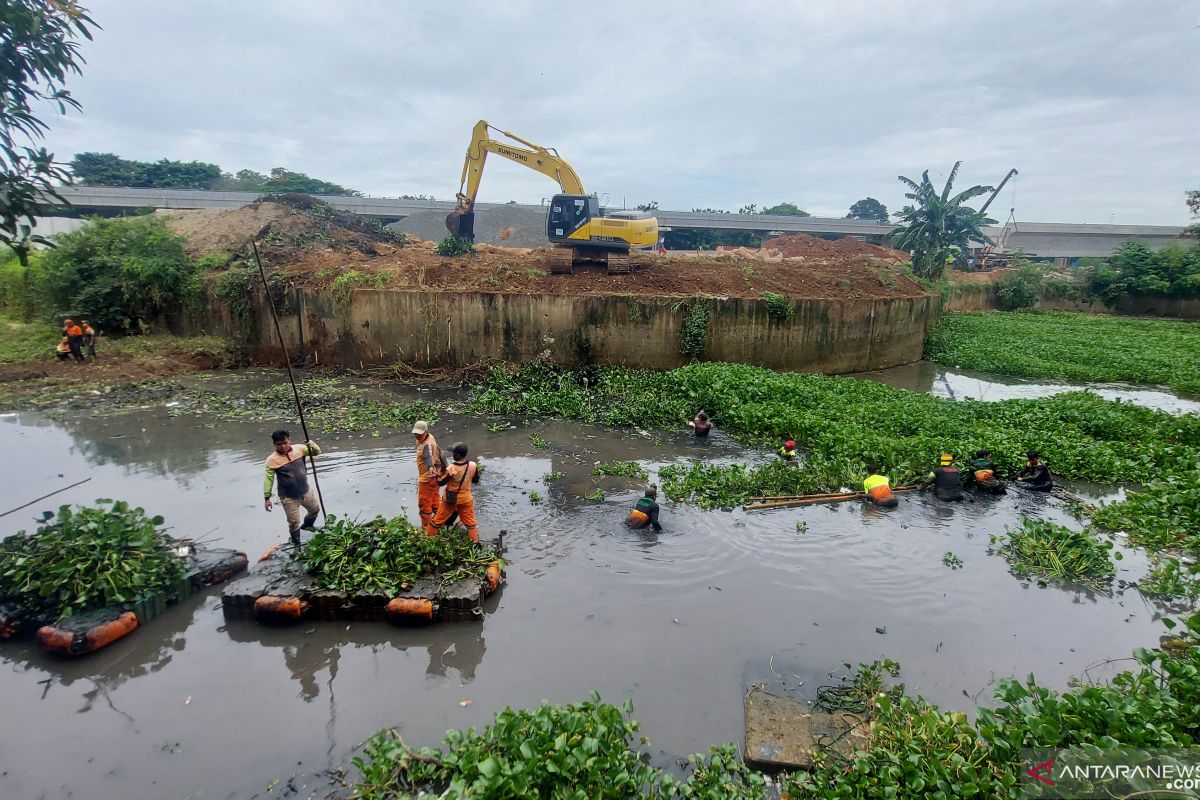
[330,269,390,307]
[436,235,476,256]
[994,263,1043,310]
[36,216,200,333]
[213,263,256,334]
[763,291,794,322]
[679,299,710,357]
[1081,239,1200,304]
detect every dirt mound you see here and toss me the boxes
[162,196,405,262]
[159,203,292,257]
[391,205,550,248]
[765,233,909,263]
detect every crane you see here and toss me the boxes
[976,168,1018,270]
[445,120,659,275]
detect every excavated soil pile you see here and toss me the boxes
[390,205,550,248]
[765,233,910,263]
[168,201,927,300]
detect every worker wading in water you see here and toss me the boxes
[919,453,964,502]
[626,485,663,531]
[688,410,713,438]
[778,439,798,462]
[969,449,1007,494]
[412,420,444,535]
[863,464,899,508]
[263,430,322,546]
[432,442,481,541]
[1017,450,1053,492]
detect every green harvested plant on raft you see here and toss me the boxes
[298,514,498,596]
[0,500,186,621]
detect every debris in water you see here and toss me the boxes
[458,699,472,707]
[184,696,191,705]
[875,626,887,635]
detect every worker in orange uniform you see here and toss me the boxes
[432,442,481,541]
[412,420,444,534]
[863,464,899,508]
[62,318,85,363]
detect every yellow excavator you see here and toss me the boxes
[445,120,659,275]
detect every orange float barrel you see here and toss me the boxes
[253,595,304,624]
[385,597,434,624]
[38,611,139,656]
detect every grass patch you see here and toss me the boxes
[0,315,58,363]
[926,310,1200,395]
[992,517,1117,589]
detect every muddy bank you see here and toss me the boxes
[0,394,1175,799]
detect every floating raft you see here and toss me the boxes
[744,687,869,771]
[0,546,248,657]
[221,534,505,627]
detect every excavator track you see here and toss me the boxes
[548,246,574,275]
[604,251,631,275]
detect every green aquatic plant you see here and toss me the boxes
[679,299,711,358]
[586,489,606,502]
[0,500,186,621]
[926,310,1200,395]
[992,517,1117,589]
[299,514,497,596]
[528,490,542,504]
[529,432,549,449]
[1139,557,1200,603]
[542,471,564,483]
[942,551,964,569]
[592,460,649,480]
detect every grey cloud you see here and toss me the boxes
[42,0,1200,223]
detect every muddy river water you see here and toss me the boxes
[0,367,1188,799]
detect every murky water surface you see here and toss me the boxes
[0,373,1182,799]
[856,361,1200,414]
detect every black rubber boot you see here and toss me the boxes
[290,530,302,547]
[300,513,318,531]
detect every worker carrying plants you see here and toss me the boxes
[432,442,481,542]
[688,410,713,438]
[969,449,1007,494]
[1016,450,1053,492]
[412,420,445,535]
[263,429,322,546]
[778,439,798,462]
[863,464,899,508]
[919,453,964,502]
[626,485,663,531]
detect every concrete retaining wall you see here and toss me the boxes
[196,288,939,374]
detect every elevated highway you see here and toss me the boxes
[51,186,1188,260]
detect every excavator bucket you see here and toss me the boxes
[445,211,475,242]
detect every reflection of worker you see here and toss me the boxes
[283,641,339,702]
[427,627,487,682]
[919,453,964,502]
[264,430,322,546]
[778,439,797,462]
[412,421,443,535]
[1017,450,1053,491]
[863,464,898,508]
[626,486,663,531]
[433,442,481,541]
[688,411,713,438]
[969,449,1007,494]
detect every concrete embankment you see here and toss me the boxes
[191,288,939,374]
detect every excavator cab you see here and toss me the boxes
[546,194,598,242]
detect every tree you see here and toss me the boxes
[71,152,138,185]
[891,162,993,280]
[636,200,659,211]
[760,202,810,217]
[71,153,223,189]
[846,197,889,223]
[260,167,360,196]
[1,0,97,265]
[1186,189,1199,238]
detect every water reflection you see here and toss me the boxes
[854,361,1200,415]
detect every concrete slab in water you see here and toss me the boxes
[744,688,869,771]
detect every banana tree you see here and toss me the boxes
[891,162,993,280]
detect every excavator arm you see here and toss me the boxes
[447,120,586,240]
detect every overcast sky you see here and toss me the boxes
[42,1,1200,224]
